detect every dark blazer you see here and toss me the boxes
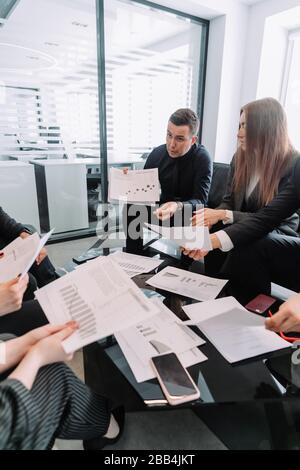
[217,155,299,237]
[224,157,300,246]
[0,207,25,248]
[144,143,212,211]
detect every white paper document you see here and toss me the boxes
[109,167,160,203]
[115,298,207,382]
[182,297,290,363]
[145,223,212,250]
[110,251,163,278]
[146,266,228,302]
[0,230,53,283]
[35,257,159,353]
[182,296,243,324]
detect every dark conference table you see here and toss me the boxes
[80,238,300,450]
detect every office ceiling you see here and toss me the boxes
[0,0,195,89]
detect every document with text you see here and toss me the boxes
[115,298,207,382]
[110,251,163,278]
[145,223,212,250]
[35,257,159,353]
[0,230,53,283]
[109,167,160,203]
[183,297,290,363]
[146,266,228,301]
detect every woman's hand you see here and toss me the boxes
[265,293,300,333]
[191,208,227,228]
[28,322,78,368]
[0,275,29,316]
[8,322,78,390]
[154,202,178,221]
[181,247,208,260]
[20,231,47,265]
[35,247,47,265]
[181,234,221,260]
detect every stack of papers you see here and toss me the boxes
[145,223,212,250]
[183,297,291,363]
[110,251,163,278]
[147,266,228,301]
[116,298,207,382]
[109,167,160,204]
[0,230,53,283]
[35,257,159,353]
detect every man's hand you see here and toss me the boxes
[265,293,300,333]
[154,202,178,221]
[191,208,227,228]
[20,231,47,265]
[0,275,29,316]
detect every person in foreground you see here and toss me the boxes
[0,323,124,450]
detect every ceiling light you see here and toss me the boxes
[72,21,88,28]
[45,42,60,47]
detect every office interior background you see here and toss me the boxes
[0,0,299,244]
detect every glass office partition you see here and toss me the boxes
[0,0,101,238]
[0,0,208,241]
[103,0,208,167]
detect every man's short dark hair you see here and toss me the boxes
[169,108,200,136]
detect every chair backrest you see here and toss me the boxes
[207,162,230,208]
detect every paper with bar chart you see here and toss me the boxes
[34,257,159,353]
[115,298,207,382]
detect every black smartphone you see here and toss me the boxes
[150,352,200,405]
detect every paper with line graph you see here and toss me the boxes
[109,167,160,203]
[110,250,163,278]
[34,257,159,353]
[146,266,228,302]
[115,298,207,382]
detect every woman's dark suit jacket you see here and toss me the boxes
[216,155,299,237]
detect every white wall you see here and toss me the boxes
[241,0,300,105]
[150,0,300,163]
[149,0,250,162]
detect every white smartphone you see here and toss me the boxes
[150,352,200,406]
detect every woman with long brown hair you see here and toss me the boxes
[186,97,299,278]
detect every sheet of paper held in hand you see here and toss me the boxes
[35,257,159,353]
[109,167,160,203]
[145,223,212,250]
[146,266,228,302]
[182,297,291,363]
[110,250,163,278]
[115,298,207,382]
[0,230,54,283]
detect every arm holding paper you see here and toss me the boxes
[0,275,29,316]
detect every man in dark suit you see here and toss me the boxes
[124,108,212,254]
